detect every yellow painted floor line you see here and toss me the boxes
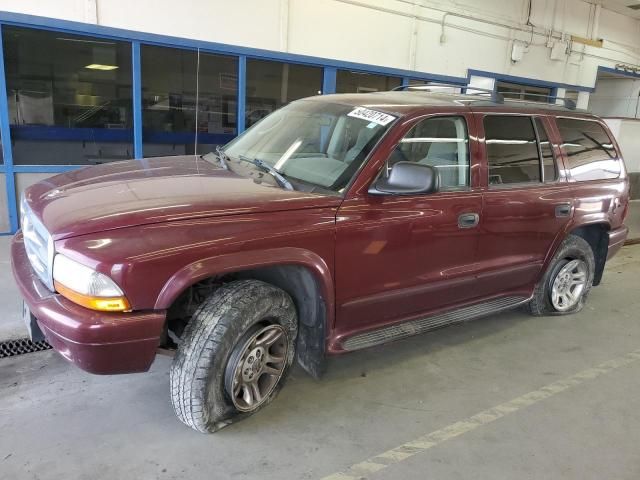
[320,348,640,480]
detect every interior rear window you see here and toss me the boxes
[556,118,621,181]
[484,115,541,185]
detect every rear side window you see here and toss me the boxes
[484,115,540,185]
[556,118,621,181]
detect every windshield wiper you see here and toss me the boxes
[237,155,294,191]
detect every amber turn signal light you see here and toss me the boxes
[55,281,131,312]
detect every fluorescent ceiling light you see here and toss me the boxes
[85,64,119,71]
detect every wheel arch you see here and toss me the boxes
[155,247,334,378]
[568,222,610,286]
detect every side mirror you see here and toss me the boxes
[369,161,439,195]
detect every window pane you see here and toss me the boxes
[3,27,133,165]
[141,46,237,157]
[336,70,401,93]
[556,118,620,181]
[485,115,541,185]
[565,90,579,103]
[497,81,551,103]
[245,59,322,128]
[392,116,469,189]
[406,80,461,94]
[534,118,557,181]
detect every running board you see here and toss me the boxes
[341,296,529,351]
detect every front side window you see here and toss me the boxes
[224,100,395,193]
[485,115,541,185]
[556,118,621,181]
[389,116,469,190]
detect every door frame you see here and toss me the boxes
[345,107,484,198]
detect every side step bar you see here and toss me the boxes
[341,296,530,351]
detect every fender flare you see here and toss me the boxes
[154,246,335,327]
[537,217,611,285]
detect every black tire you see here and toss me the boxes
[169,280,297,433]
[527,234,595,316]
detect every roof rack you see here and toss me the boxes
[393,83,577,110]
[500,92,577,110]
[393,82,504,103]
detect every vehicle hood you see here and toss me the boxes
[24,156,341,240]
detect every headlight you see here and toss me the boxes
[53,254,131,312]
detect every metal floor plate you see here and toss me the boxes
[0,338,52,358]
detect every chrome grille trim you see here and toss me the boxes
[21,200,54,291]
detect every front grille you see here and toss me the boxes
[21,200,54,291]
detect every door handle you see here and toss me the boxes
[555,203,572,218]
[458,213,479,229]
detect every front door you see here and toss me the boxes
[473,113,574,298]
[334,113,484,338]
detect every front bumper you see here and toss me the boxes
[607,225,629,260]
[11,233,166,374]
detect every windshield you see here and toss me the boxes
[223,100,396,193]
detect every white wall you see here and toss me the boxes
[591,78,640,117]
[604,118,640,173]
[0,0,639,90]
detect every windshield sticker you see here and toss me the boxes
[348,107,396,126]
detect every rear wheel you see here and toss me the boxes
[528,235,595,316]
[169,280,297,433]
[549,258,589,312]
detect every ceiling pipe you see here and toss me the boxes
[331,0,640,71]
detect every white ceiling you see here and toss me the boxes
[597,0,640,19]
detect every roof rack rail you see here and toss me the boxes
[393,84,578,110]
[500,92,577,110]
[392,82,504,103]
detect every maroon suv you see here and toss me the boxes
[12,89,629,433]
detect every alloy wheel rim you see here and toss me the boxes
[550,259,588,312]
[226,324,288,412]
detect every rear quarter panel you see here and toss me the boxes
[548,115,629,232]
[536,115,630,280]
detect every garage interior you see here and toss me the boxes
[2,0,640,479]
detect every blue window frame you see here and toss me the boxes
[0,11,594,234]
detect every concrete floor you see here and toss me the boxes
[627,199,640,240]
[1,244,640,479]
[0,236,22,341]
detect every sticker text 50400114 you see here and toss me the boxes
[347,107,396,126]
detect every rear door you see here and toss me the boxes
[473,112,574,298]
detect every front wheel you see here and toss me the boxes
[527,234,595,316]
[169,280,297,433]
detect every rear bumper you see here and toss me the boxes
[607,225,629,260]
[11,233,166,374]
